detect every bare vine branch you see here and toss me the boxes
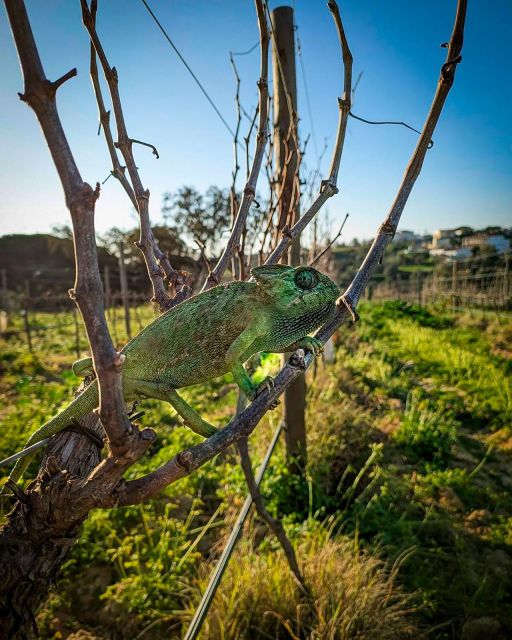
[87,1,188,306]
[202,0,269,290]
[237,437,307,591]
[81,0,177,312]
[3,0,153,464]
[229,51,243,279]
[309,212,349,266]
[88,2,136,209]
[264,0,352,266]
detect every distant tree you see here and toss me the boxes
[162,186,231,254]
[50,224,73,240]
[99,225,187,265]
[483,226,502,235]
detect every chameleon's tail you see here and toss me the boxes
[3,380,99,492]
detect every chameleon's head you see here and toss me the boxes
[251,264,340,313]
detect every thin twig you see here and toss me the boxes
[124,137,160,159]
[195,240,212,278]
[349,111,434,148]
[264,0,352,266]
[309,212,349,266]
[81,0,174,311]
[244,104,259,180]
[201,0,269,290]
[229,51,243,279]
[303,136,328,212]
[238,437,308,592]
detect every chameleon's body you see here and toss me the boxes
[6,265,339,487]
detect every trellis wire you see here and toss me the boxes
[183,421,283,640]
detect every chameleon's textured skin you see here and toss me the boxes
[6,265,339,486]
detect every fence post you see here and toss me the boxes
[0,268,8,331]
[451,260,457,312]
[111,296,119,345]
[72,306,80,359]
[118,241,132,340]
[417,272,422,305]
[23,282,33,354]
[271,5,307,470]
[504,252,510,305]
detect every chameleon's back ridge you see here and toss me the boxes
[122,280,258,387]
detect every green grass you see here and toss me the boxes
[317,302,512,635]
[398,264,434,273]
[1,301,511,638]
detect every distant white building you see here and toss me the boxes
[394,230,418,243]
[429,247,472,260]
[432,229,456,249]
[462,233,510,253]
[454,226,474,238]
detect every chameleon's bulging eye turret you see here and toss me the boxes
[294,268,319,291]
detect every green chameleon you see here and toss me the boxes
[5,264,339,488]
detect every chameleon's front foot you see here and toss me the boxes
[247,376,280,409]
[295,336,324,356]
[230,360,279,409]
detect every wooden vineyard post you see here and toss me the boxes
[271,5,307,470]
[118,241,132,340]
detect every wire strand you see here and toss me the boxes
[296,24,319,161]
[349,111,434,147]
[231,41,259,56]
[139,0,236,138]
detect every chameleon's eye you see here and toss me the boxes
[294,268,319,291]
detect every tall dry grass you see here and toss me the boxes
[197,533,418,639]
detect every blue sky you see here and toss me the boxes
[0,0,510,244]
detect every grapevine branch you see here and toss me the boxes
[86,1,189,306]
[3,0,153,467]
[81,0,183,311]
[309,212,349,266]
[202,0,269,290]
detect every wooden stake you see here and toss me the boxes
[24,281,33,353]
[272,5,306,468]
[72,306,80,359]
[118,241,132,340]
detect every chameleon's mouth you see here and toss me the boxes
[287,287,332,308]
